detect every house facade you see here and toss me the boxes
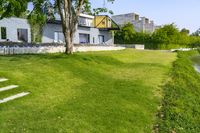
[0,14,118,45]
[0,17,31,43]
[112,13,160,33]
[42,14,118,45]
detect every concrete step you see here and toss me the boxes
[0,85,18,92]
[0,78,8,82]
[0,92,30,104]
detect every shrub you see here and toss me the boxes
[114,23,200,49]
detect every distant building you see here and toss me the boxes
[112,13,160,33]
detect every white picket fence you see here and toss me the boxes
[0,46,125,55]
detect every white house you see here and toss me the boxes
[0,17,31,43]
[0,14,119,45]
[42,14,116,45]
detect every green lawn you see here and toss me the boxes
[0,49,176,133]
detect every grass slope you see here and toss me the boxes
[0,49,176,133]
[157,50,200,133]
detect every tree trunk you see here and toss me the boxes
[56,0,84,54]
[64,31,74,54]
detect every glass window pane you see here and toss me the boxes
[54,32,64,43]
[79,34,90,44]
[1,27,7,40]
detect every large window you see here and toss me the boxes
[54,32,64,43]
[79,17,87,26]
[17,29,28,42]
[78,17,93,27]
[1,27,7,40]
[79,34,90,44]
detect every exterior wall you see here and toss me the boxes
[42,24,62,43]
[99,30,113,44]
[42,24,113,45]
[94,16,112,28]
[0,17,31,42]
[79,16,93,27]
[112,13,136,25]
[74,27,113,44]
[74,27,93,44]
[79,14,94,27]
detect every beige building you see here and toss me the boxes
[112,13,160,33]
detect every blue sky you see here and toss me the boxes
[90,0,200,33]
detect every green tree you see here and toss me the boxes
[114,22,200,49]
[115,23,135,44]
[28,12,47,43]
[121,23,136,43]
[27,0,54,43]
[114,23,151,45]
[180,28,190,35]
[151,24,180,44]
[0,0,115,54]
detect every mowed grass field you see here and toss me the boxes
[0,49,176,133]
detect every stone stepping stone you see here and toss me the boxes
[0,92,30,104]
[0,78,8,82]
[0,85,18,92]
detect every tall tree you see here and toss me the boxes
[180,28,190,35]
[0,0,115,54]
[114,23,136,44]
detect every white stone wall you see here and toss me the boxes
[0,46,125,55]
[134,45,145,50]
[116,44,145,50]
[74,46,124,52]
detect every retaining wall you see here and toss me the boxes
[116,44,145,50]
[0,46,125,55]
